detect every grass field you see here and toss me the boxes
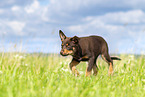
[0,53,145,97]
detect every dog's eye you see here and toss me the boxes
[66,43,69,47]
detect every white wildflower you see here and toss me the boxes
[61,68,69,72]
[60,62,63,65]
[79,71,84,74]
[0,70,3,74]
[129,55,135,60]
[19,55,25,59]
[14,54,25,59]
[142,79,145,82]
[127,59,131,64]
[14,54,19,58]
[25,64,28,66]
[21,72,23,75]
[144,85,145,90]
[64,62,67,65]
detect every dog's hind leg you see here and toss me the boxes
[93,64,99,76]
[102,53,113,76]
[69,59,80,76]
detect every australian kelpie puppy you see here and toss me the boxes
[59,30,121,76]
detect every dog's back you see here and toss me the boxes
[79,36,108,57]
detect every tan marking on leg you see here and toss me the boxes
[85,67,92,77]
[72,66,76,74]
[102,55,113,76]
[72,66,79,76]
[108,62,113,75]
[93,65,99,76]
[85,71,92,77]
[70,60,80,76]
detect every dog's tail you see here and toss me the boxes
[111,57,121,60]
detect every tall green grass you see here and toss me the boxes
[0,53,144,97]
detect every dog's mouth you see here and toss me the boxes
[60,53,69,56]
[60,49,74,56]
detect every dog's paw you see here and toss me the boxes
[108,71,113,76]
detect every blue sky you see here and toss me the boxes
[0,0,145,54]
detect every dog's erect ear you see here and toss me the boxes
[59,30,66,41]
[70,36,79,44]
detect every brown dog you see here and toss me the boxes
[59,30,121,76]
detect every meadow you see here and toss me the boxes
[0,53,144,97]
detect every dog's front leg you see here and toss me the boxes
[69,59,80,76]
[85,57,96,77]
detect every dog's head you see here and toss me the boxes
[59,30,79,56]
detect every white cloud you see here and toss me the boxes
[0,9,4,14]
[0,0,33,8]
[7,21,25,36]
[99,10,145,24]
[11,5,20,11]
[24,0,40,14]
[67,10,145,33]
[82,10,145,25]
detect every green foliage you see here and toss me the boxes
[0,53,145,97]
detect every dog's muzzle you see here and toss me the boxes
[60,50,68,56]
[60,49,73,56]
